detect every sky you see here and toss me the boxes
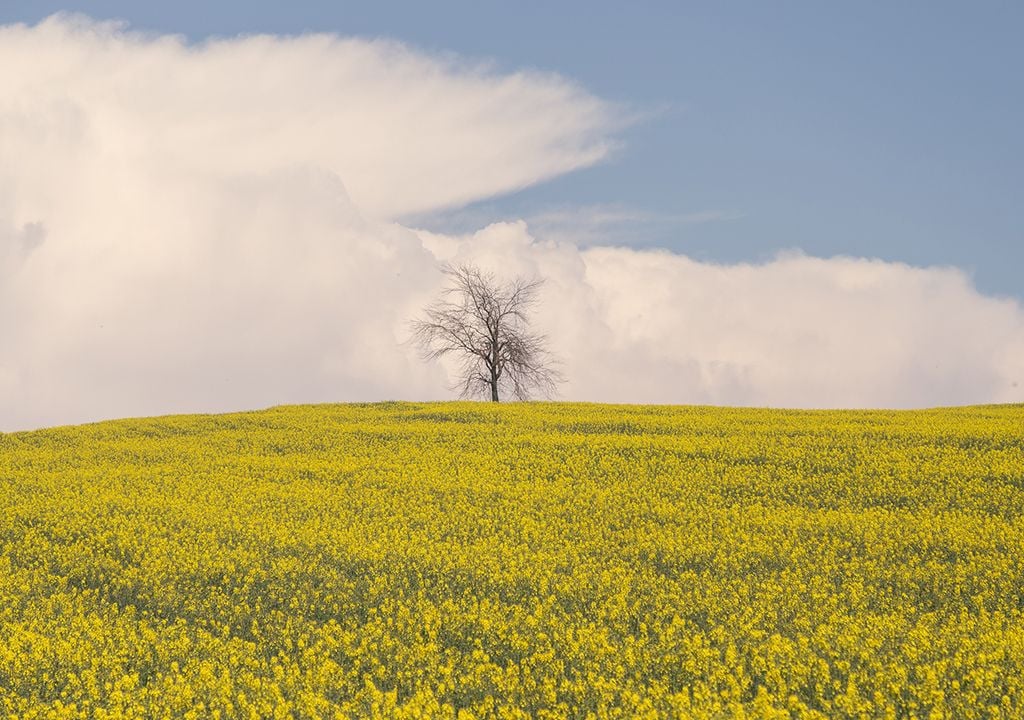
[1,3,1022,429]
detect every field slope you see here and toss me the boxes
[1,402,1023,718]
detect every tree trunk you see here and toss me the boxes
[490,343,500,401]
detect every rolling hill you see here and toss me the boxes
[2,402,1023,718]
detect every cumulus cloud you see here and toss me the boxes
[418,223,1024,409]
[0,14,614,220]
[0,15,1021,430]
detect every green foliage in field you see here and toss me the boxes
[1,402,1023,719]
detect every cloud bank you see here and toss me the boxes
[1,15,1021,430]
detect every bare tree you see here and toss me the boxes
[410,263,563,402]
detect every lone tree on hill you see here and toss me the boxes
[410,263,564,402]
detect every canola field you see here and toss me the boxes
[1,402,1023,719]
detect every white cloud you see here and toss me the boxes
[0,16,1021,430]
[419,222,1024,409]
[0,14,614,221]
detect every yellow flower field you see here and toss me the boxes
[1,402,1023,719]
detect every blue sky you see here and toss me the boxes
[5,1,1022,300]
[2,3,1023,427]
